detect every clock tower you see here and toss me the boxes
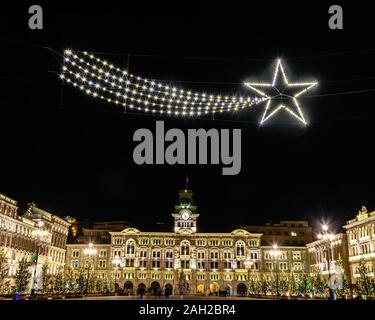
[172,188,199,233]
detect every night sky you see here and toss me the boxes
[1,1,374,234]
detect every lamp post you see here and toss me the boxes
[112,255,121,295]
[244,257,253,296]
[270,244,281,297]
[30,221,50,296]
[317,224,335,300]
[83,243,97,295]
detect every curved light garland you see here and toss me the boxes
[60,49,263,117]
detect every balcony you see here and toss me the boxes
[349,252,375,262]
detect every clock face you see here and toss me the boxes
[180,209,190,221]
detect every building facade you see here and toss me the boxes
[0,194,36,277]
[242,220,313,246]
[26,203,70,276]
[307,233,350,284]
[343,206,375,283]
[65,189,308,296]
[0,194,69,291]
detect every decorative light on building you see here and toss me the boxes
[270,244,281,257]
[244,58,317,125]
[84,242,97,256]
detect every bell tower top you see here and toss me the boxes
[172,188,199,233]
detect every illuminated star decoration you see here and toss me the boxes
[244,59,317,125]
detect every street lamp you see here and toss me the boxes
[244,257,254,296]
[30,221,50,295]
[83,243,97,295]
[270,244,281,297]
[317,224,335,300]
[112,255,121,295]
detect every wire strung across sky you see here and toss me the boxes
[3,38,375,124]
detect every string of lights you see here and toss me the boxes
[60,49,263,117]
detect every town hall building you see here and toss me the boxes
[65,189,308,296]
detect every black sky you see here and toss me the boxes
[1,1,374,233]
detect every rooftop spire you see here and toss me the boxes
[185,174,189,192]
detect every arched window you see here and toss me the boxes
[180,240,190,256]
[126,239,135,254]
[236,241,245,256]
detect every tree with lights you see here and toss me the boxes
[296,271,312,297]
[52,268,65,294]
[248,274,257,295]
[267,273,278,295]
[287,271,297,297]
[75,268,86,294]
[355,259,374,298]
[336,275,351,300]
[0,249,10,295]
[40,263,53,294]
[87,271,97,293]
[13,258,31,294]
[91,274,99,293]
[64,268,76,293]
[278,272,289,296]
[312,270,326,298]
[254,274,263,295]
[104,274,115,293]
[256,274,268,295]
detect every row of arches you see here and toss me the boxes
[122,239,249,257]
[121,281,248,296]
[123,281,172,296]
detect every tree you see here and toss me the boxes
[14,258,31,294]
[312,270,326,297]
[76,268,86,294]
[248,274,256,294]
[52,268,65,294]
[336,275,351,299]
[0,250,10,295]
[356,259,373,298]
[287,271,297,297]
[40,263,53,294]
[104,274,114,293]
[267,272,278,294]
[65,268,77,293]
[296,271,312,297]
[95,275,104,293]
[278,272,289,296]
[259,274,268,295]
